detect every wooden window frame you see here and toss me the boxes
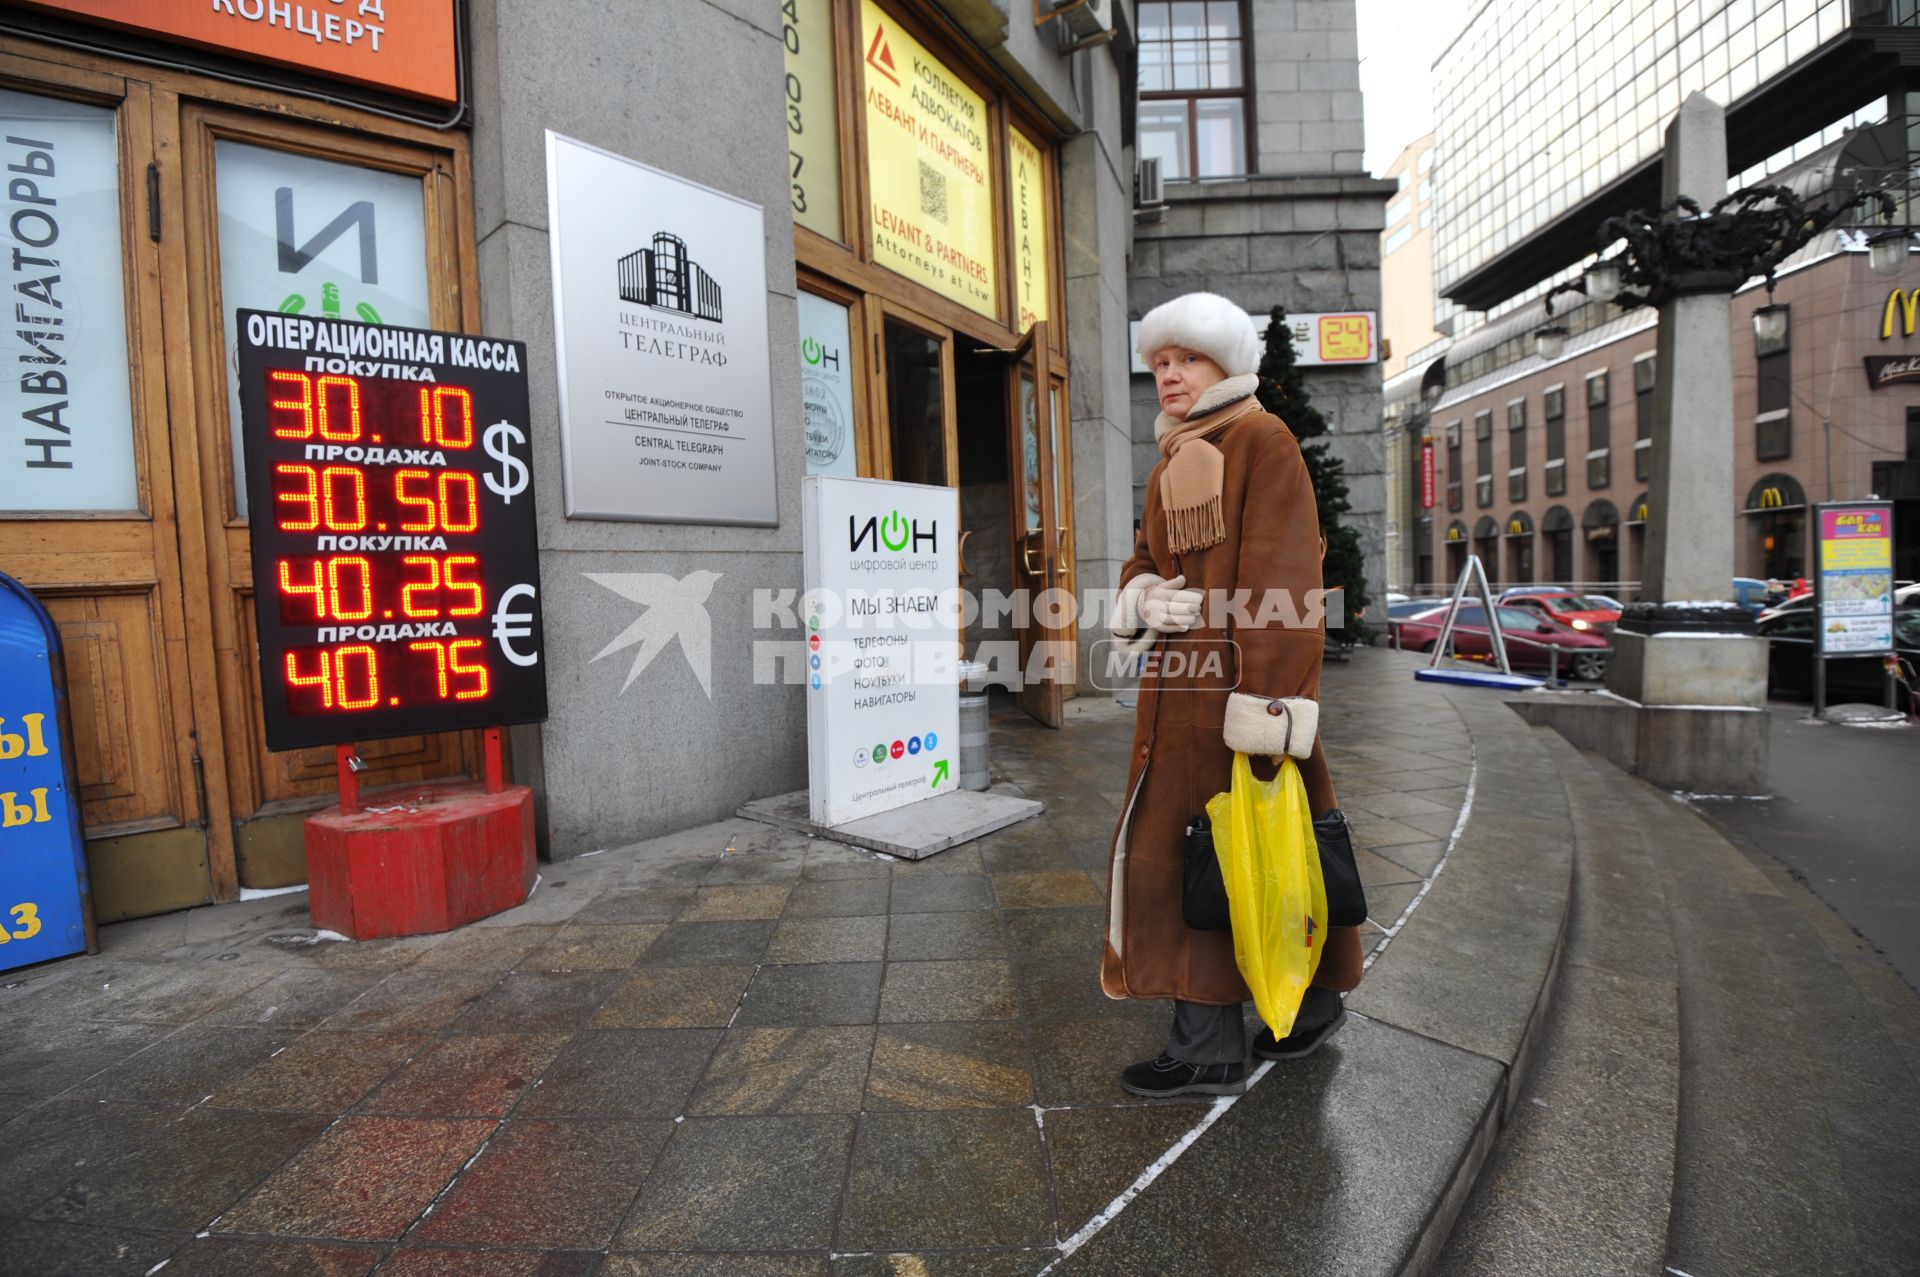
[1136,0,1253,180]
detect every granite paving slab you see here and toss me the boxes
[614,1115,855,1251]
[864,1020,1031,1110]
[593,966,755,1029]
[33,1107,328,1232]
[207,1028,424,1113]
[412,1118,671,1248]
[359,1033,569,1118]
[0,1018,175,1097]
[74,1024,300,1105]
[637,919,776,966]
[0,1219,183,1276]
[515,1029,721,1120]
[683,1025,875,1116]
[158,1236,384,1275]
[766,915,888,964]
[838,1109,1053,1250]
[734,962,884,1028]
[380,1248,600,1276]
[518,924,668,972]
[877,959,1016,1022]
[885,910,1006,961]
[215,1116,494,1240]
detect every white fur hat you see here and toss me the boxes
[1136,292,1260,378]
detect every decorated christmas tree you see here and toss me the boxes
[1256,306,1371,641]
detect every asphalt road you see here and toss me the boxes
[1691,700,1920,992]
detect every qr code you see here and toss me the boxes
[919,162,949,225]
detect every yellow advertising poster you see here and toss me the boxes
[782,0,842,241]
[860,0,997,317]
[1009,126,1049,332]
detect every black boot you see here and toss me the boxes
[1120,1053,1247,1098]
[1252,986,1346,1060]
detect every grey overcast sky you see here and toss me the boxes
[1355,0,1469,177]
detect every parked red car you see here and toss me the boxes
[1392,603,1612,681]
[1499,590,1623,634]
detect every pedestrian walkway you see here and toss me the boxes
[11,647,1906,1275]
[0,649,1489,1275]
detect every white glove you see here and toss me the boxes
[1141,574,1203,634]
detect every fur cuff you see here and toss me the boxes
[1112,572,1165,638]
[1223,692,1319,759]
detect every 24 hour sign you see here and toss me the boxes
[235,311,547,751]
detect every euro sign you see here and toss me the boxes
[492,583,538,667]
[484,420,530,503]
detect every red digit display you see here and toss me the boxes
[240,313,544,752]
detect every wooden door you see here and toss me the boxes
[163,102,481,889]
[1006,322,1066,726]
[0,63,213,920]
[867,296,956,486]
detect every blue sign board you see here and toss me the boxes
[0,571,92,971]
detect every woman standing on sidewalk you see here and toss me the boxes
[1104,291,1362,1098]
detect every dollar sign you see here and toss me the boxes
[484,420,529,503]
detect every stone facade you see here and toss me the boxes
[469,0,1135,856]
[1126,0,1393,608]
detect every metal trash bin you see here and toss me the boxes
[958,660,991,791]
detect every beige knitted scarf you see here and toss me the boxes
[1155,376,1262,554]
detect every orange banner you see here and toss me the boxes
[19,0,457,105]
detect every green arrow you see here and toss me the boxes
[930,758,949,787]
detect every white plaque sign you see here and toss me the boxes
[547,132,777,524]
[803,475,961,827]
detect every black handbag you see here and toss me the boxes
[1182,805,1368,932]
[1182,810,1229,931]
[1313,808,1368,927]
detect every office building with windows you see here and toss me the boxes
[1128,0,1394,601]
[1404,0,1920,594]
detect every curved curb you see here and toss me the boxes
[1369,699,1577,1277]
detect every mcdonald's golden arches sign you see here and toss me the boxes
[1882,288,1919,340]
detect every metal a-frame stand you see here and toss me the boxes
[1413,554,1544,690]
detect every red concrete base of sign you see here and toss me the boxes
[304,781,537,941]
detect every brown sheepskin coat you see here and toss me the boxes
[1101,390,1364,1006]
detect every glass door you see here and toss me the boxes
[0,74,214,921]
[871,299,955,485]
[170,104,480,889]
[1007,322,1066,726]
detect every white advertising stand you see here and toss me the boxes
[737,476,1041,858]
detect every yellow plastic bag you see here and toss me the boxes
[1205,752,1329,1039]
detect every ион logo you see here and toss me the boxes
[849,510,939,554]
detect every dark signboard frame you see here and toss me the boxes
[235,310,547,752]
